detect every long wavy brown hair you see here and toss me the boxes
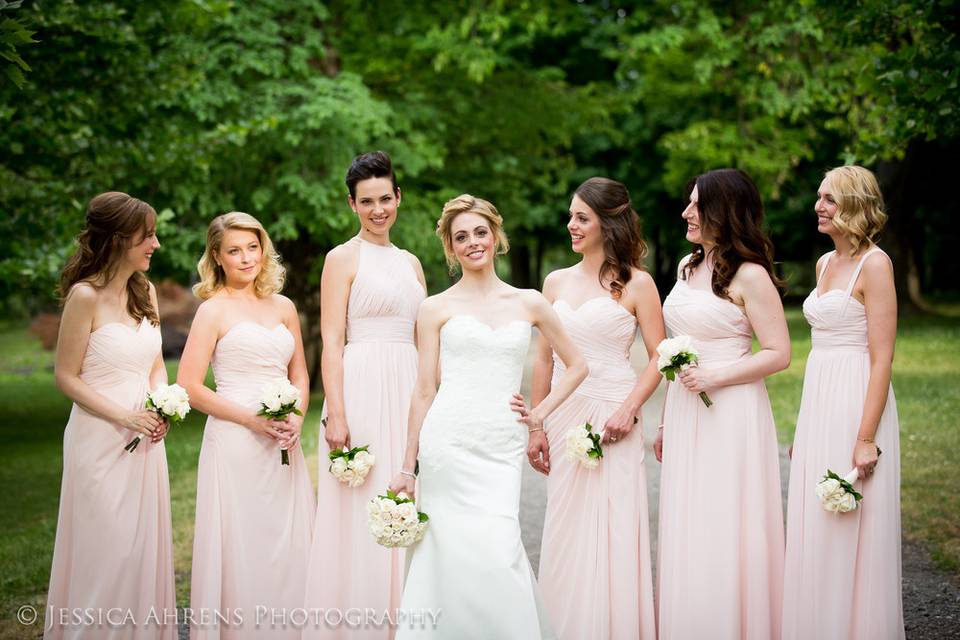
[682,169,784,300]
[58,191,159,325]
[574,177,648,299]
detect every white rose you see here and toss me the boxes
[161,397,180,416]
[278,382,300,407]
[838,492,858,513]
[330,457,349,477]
[816,478,841,500]
[262,394,282,413]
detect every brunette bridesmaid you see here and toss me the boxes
[520,177,663,639]
[179,212,315,639]
[304,151,426,638]
[654,169,790,640]
[782,165,904,639]
[45,192,176,639]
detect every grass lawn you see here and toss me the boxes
[0,309,958,636]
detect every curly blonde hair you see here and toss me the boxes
[436,194,510,273]
[193,212,285,299]
[823,165,888,256]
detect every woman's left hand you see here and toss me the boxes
[602,406,637,444]
[150,417,170,443]
[853,439,880,479]
[279,413,304,450]
[677,365,718,394]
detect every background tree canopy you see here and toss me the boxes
[2,0,958,341]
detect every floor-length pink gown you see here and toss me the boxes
[657,275,785,640]
[45,320,176,639]
[190,321,316,639]
[304,237,424,638]
[538,296,656,640]
[782,249,904,640]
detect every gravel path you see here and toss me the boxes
[517,335,960,639]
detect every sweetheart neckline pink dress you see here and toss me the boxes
[537,296,656,640]
[44,320,176,639]
[190,321,316,639]
[657,276,785,640]
[782,249,904,639]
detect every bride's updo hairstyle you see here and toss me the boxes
[436,194,510,273]
[59,191,159,326]
[194,211,285,299]
[822,165,887,256]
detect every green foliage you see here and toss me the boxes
[0,1,36,89]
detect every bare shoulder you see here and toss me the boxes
[416,294,448,326]
[270,293,298,314]
[626,267,656,291]
[676,254,693,278]
[734,261,774,286]
[516,287,551,314]
[65,281,98,305]
[193,296,226,326]
[324,240,360,268]
[861,249,894,284]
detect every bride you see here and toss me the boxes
[389,194,587,639]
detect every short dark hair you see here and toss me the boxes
[345,151,397,199]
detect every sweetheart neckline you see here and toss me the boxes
[441,314,532,334]
[554,296,633,319]
[221,321,292,340]
[90,319,151,335]
[808,288,866,308]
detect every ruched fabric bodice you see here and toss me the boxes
[662,279,752,366]
[551,297,637,402]
[79,320,161,401]
[346,238,424,345]
[802,252,875,354]
[211,321,294,407]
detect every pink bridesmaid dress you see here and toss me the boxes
[538,297,656,640]
[190,321,316,639]
[304,237,424,638]
[782,249,904,639]
[657,274,785,640]
[45,320,176,639]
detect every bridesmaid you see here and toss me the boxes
[304,151,426,637]
[45,192,176,639]
[782,166,904,639]
[524,177,663,639]
[654,169,790,640]
[179,212,315,639]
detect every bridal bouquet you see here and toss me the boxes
[127,384,190,452]
[657,335,713,407]
[329,445,375,487]
[816,469,862,513]
[565,422,603,469]
[257,378,303,465]
[367,490,429,548]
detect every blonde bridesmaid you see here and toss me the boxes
[45,192,176,639]
[304,151,426,638]
[179,212,315,639]
[654,169,790,640]
[782,166,904,639]
[521,177,663,639]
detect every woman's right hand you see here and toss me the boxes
[118,410,162,437]
[246,414,288,440]
[653,427,664,463]
[388,472,416,499]
[323,414,351,450]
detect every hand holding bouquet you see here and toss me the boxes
[564,422,603,469]
[367,490,429,548]
[257,378,303,465]
[329,445,375,487]
[816,469,862,513]
[657,335,712,407]
[127,384,190,452]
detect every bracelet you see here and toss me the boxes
[528,427,544,434]
[857,436,875,443]
[657,424,664,430]
[400,470,417,479]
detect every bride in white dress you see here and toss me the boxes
[389,194,588,639]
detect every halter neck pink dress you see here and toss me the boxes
[657,266,785,640]
[190,321,316,639]
[45,319,176,639]
[305,237,424,639]
[782,248,904,639]
[537,296,656,640]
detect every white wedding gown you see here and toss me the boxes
[397,315,554,639]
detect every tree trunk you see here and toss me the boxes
[509,243,532,289]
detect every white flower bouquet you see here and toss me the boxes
[127,383,190,452]
[367,490,429,548]
[816,469,863,513]
[257,378,303,465]
[564,422,603,469]
[329,445,375,487]
[656,335,712,407]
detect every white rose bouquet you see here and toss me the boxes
[564,422,603,469]
[257,378,303,465]
[127,383,191,452]
[329,445,376,487]
[656,335,712,407]
[815,469,863,513]
[367,490,429,548]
